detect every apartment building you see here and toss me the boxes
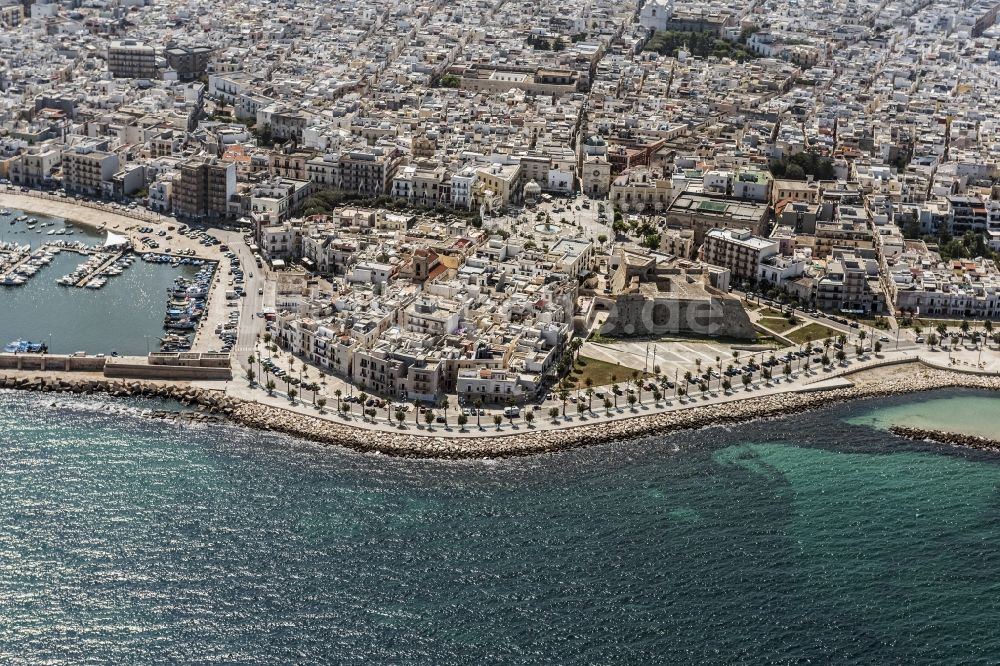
[164,46,213,81]
[701,228,780,281]
[476,163,522,209]
[339,147,403,197]
[172,156,236,221]
[61,145,120,196]
[107,40,160,79]
[814,252,887,315]
[9,148,59,187]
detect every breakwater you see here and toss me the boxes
[0,375,237,420]
[889,425,1000,453]
[2,364,999,458]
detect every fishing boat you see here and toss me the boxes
[4,339,48,354]
[164,319,197,330]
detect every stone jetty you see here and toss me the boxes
[2,365,999,459]
[0,374,238,419]
[889,425,1000,453]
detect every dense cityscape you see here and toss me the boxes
[3,0,1000,662]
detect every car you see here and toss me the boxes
[916,336,925,343]
[258,288,264,295]
[879,335,891,342]
[435,415,446,424]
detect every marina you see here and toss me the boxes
[0,208,213,356]
[158,263,217,351]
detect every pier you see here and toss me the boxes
[72,249,127,288]
[0,245,59,287]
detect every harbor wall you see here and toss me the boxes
[0,353,232,380]
[105,356,233,381]
[0,354,107,372]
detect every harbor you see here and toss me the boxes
[0,209,216,356]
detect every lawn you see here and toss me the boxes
[787,322,841,345]
[757,316,800,335]
[568,356,644,388]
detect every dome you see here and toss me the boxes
[585,134,606,147]
[523,179,542,194]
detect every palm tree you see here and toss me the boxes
[413,399,421,425]
[611,383,620,408]
[442,397,450,424]
[585,387,594,412]
[245,368,256,385]
[334,389,342,412]
[266,379,276,395]
[474,398,483,428]
[559,388,569,417]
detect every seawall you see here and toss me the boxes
[3,365,999,459]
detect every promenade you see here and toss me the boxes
[214,342,1000,440]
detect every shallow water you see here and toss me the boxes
[847,393,1000,439]
[1,389,998,664]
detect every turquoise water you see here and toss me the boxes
[1,389,999,664]
[0,209,197,355]
[848,393,1000,439]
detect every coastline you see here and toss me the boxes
[3,361,999,458]
[0,191,143,233]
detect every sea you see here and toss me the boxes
[1,388,998,664]
[0,209,199,355]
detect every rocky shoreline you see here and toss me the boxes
[889,425,1000,453]
[2,365,999,459]
[0,375,238,420]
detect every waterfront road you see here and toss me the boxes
[213,228,270,373]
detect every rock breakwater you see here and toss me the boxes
[3,365,999,459]
[0,374,238,419]
[889,426,1000,453]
